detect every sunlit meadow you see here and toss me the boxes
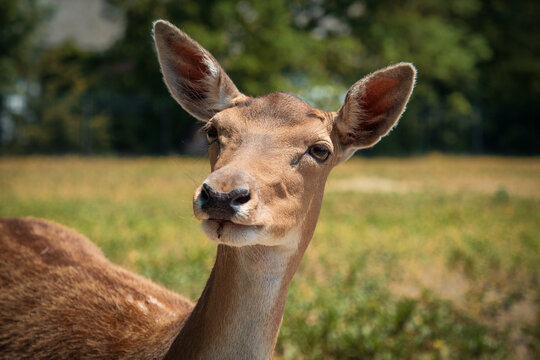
[1,155,539,359]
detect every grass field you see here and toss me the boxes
[1,155,539,359]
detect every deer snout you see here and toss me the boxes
[193,168,259,222]
[199,183,251,219]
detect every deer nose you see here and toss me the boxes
[198,183,252,220]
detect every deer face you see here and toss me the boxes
[153,20,416,248]
[192,94,337,247]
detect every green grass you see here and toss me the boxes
[1,155,539,359]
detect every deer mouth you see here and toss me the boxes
[201,219,264,246]
[212,219,233,238]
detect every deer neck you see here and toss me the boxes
[165,226,314,360]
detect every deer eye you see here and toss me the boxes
[205,125,218,144]
[309,144,330,162]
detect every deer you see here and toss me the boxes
[0,20,416,359]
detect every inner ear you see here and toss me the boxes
[364,77,401,118]
[153,20,244,122]
[336,63,416,155]
[171,39,213,84]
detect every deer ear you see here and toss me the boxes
[153,20,245,122]
[335,63,416,161]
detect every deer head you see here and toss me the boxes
[153,20,416,251]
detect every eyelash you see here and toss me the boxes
[309,144,331,162]
[202,124,218,145]
[291,144,332,166]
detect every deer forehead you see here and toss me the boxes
[213,92,335,146]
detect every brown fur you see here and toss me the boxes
[0,218,192,359]
[0,20,416,359]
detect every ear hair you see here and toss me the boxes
[335,63,416,161]
[153,20,245,121]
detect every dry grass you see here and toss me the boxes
[328,154,540,198]
[1,155,539,359]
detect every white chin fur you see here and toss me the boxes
[201,220,262,247]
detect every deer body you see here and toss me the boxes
[0,218,191,359]
[0,20,415,359]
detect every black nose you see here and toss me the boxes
[199,183,251,220]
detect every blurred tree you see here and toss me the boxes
[0,0,42,92]
[13,44,110,153]
[98,0,498,154]
[95,0,357,153]
[472,0,540,154]
[0,0,43,148]
[1,0,538,155]
[0,0,111,154]
[290,0,493,154]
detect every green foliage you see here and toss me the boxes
[279,278,503,359]
[10,45,110,153]
[472,0,540,154]
[0,0,538,154]
[0,0,43,91]
[97,0,356,152]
